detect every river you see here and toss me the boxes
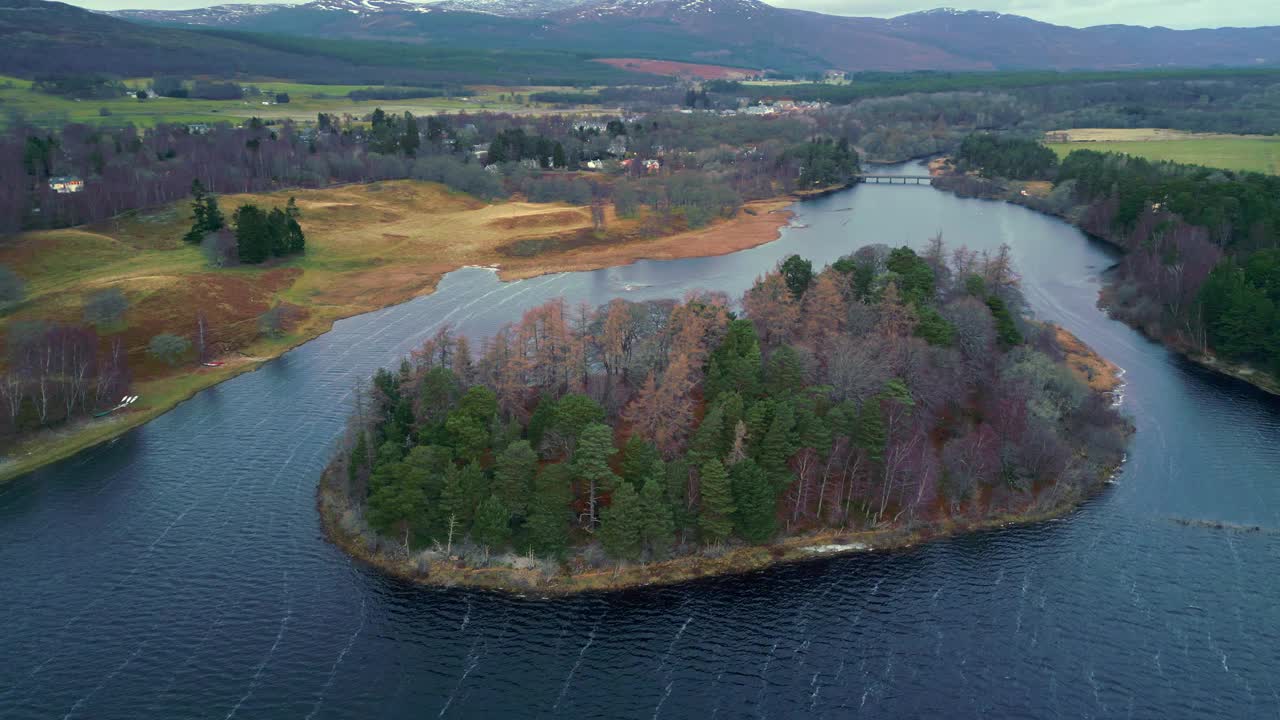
[2,163,1278,719]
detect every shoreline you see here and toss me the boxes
[316,328,1128,597]
[318,445,1125,599]
[927,163,1280,399]
[0,194,799,484]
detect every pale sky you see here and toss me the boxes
[71,0,1280,29]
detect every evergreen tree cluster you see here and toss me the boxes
[787,138,861,188]
[183,179,225,244]
[487,128,567,168]
[232,198,305,264]
[955,133,1059,180]
[1199,249,1280,377]
[368,108,422,156]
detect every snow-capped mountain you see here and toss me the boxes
[431,0,590,18]
[100,1,1280,72]
[301,0,435,14]
[110,2,292,25]
[558,0,772,22]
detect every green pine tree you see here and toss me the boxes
[494,439,538,517]
[664,457,691,535]
[687,403,725,468]
[637,472,675,558]
[765,345,805,396]
[457,461,487,529]
[526,463,573,556]
[706,320,762,400]
[856,399,886,467]
[731,458,776,544]
[697,459,735,544]
[472,494,511,551]
[574,423,619,527]
[599,481,642,561]
[434,464,466,543]
[367,479,426,548]
[348,431,369,485]
[621,435,661,489]
[233,204,271,264]
[402,112,421,156]
[759,401,797,491]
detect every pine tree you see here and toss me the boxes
[687,402,725,469]
[697,459,735,544]
[731,458,776,544]
[856,399,886,467]
[434,464,466,543]
[620,435,660,489]
[759,401,796,491]
[472,495,511,551]
[267,207,290,257]
[233,204,271,264]
[706,320,762,400]
[494,439,537,517]
[348,431,369,485]
[367,480,426,549]
[552,142,567,169]
[637,472,675,558]
[764,345,805,396]
[457,461,487,529]
[203,193,224,233]
[402,112,420,156]
[663,457,691,534]
[185,179,223,243]
[599,481,641,561]
[526,394,556,451]
[526,463,572,556]
[188,179,208,242]
[574,422,619,528]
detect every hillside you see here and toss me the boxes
[0,0,649,84]
[105,0,1280,73]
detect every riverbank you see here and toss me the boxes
[0,183,797,483]
[317,327,1127,597]
[318,477,1107,596]
[928,161,1280,399]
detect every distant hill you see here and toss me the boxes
[0,0,652,84]
[105,0,1280,73]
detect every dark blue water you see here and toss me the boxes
[3,163,1279,719]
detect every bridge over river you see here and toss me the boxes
[857,173,934,184]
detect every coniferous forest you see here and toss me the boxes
[325,243,1128,579]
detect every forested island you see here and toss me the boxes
[941,134,1280,395]
[319,244,1130,593]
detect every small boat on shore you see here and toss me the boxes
[202,361,225,367]
[93,395,139,418]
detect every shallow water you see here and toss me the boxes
[2,163,1278,719]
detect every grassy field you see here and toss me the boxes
[0,76,613,128]
[1046,128,1280,175]
[0,181,791,481]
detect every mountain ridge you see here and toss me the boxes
[82,0,1280,72]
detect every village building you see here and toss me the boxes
[48,176,84,194]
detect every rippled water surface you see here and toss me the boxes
[3,164,1279,719]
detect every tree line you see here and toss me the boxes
[953,137,1280,381]
[330,239,1127,568]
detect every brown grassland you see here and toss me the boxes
[0,181,792,481]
